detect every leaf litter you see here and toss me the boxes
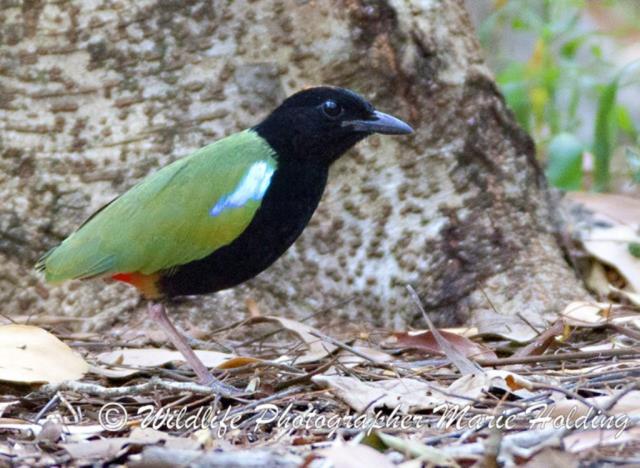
[1,194,640,466]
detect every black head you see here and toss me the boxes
[253,87,412,166]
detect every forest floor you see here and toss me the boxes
[1,193,640,467]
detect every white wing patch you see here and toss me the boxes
[209,161,275,217]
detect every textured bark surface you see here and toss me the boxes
[0,0,588,340]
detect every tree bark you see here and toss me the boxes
[0,0,588,340]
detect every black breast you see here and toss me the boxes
[158,161,328,297]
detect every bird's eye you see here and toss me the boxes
[321,100,343,119]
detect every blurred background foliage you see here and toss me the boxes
[466,0,640,193]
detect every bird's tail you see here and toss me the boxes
[35,248,52,272]
[35,239,115,283]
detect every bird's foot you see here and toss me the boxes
[146,303,249,397]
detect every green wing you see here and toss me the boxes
[39,130,277,282]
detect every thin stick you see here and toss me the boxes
[37,377,249,400]
[307,330,413,376]
[477,348,640,367]
[32,393,61,423]
[406,285,482,375]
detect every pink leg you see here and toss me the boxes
[147,302,238,395]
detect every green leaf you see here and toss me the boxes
[592,79,619,192]
[541,64,560,90]
[497,63,532,131]
[560,36,585,59]
[511,16,527,30]
[360,433,386,452]
[591,44,603,59]
[629,243,640,258]
[504,85,533,131]
[497,61,527,84]
[546,132,584,190]
[616,105,637,139]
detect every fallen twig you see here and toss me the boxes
[477,348,640,366]
[136,447,301,467]
[35,378,250,400]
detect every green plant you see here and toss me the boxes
[479,0,640,192]
[546,132,583,190]
[592,63,639,190]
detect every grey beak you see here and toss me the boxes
[343,110,413,135]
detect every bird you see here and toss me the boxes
[36,86,413,394]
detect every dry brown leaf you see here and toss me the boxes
[61,427,200,460]
[583,225,640,292]
[249,316,337,364]
[337,346,393,368]
[445,373,486,403]
[97,348,234,368]
[545,391,640,421]
[95,348,236,377]
[0,401,18,418]
[185,325,210,341]
[560,301,617,327]
[472,309,548,343]
[586,261,611,297]
[568,192,640,224]
[319,441,395,468]
[523,448,579,468]
[0,325,88,384]
[609,285,640,307]
[217,356,261,369]
[623,317,640,331]
[512,320,564,358]
[446,370,535,403]
[569,194,640,292]
[440,326,479,337]
[88,364,139,379]
[405,285,482,375]
[504,374,526,391]
[390,330,497,360]
[563,427,640,453]
[312,375,443,413]
[0,420,105,437]
[61,438,125,461]
[579,339,630,352]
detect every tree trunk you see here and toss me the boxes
[0,0,588,341]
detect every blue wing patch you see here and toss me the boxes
[210,161,275,217]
